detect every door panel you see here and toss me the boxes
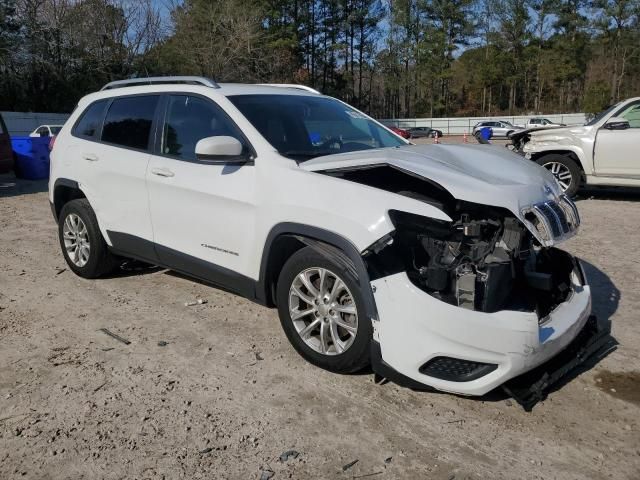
[147,94,258,281]
[78,95,159,245]
[147,158,257,278]
[594,101,640,177]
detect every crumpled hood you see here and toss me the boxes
[301,144,562,217]
[528,124,589,142]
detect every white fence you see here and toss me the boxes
[1,111,71,136]
[381,113,588,135]
[2,110,588,137]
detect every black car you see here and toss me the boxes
[407,126,443,139]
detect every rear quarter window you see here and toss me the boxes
[73,100,108,139]
[101,95,159,150]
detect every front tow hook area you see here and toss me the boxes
[503,315,617,411]
[370,315,617,411]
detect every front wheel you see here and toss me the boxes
[276,247,371,374]
[536,154,581,197]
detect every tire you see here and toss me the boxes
[506,130,514,138]
[276,246,372,374]
[536,154,581,197]
[58,198,120,278]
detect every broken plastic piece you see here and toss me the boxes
[503,315,617,411]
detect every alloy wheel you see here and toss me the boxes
[543,161,572,192]
[288,267,358,356]
[63,213,90,267]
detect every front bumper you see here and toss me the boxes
[371,258,592,397]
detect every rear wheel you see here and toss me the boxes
[276,247,371,374]
[58,199,120,278]
[536,154,581,197]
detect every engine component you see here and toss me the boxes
[366,203,574,317]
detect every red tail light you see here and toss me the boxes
[49,135,56,151]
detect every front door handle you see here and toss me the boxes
[82,153,98,162]
[151,167,175,178]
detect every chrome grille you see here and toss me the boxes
[522,195,580,246]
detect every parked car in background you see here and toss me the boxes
[525,118,565,129]
[0,112,14,174]
[472,120,521,138]
[30,125,63,137]
[388,126,411,139]
[407,126,443,138]
[511,97,640,196]
[48,76,601,405]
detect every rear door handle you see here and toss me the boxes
[151,167,175,178]
[82,153,98,162]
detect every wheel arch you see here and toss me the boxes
[531,150,585,173]
[52,178,86,222]
[257,223,378,320]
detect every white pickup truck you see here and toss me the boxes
[511,97,640,196]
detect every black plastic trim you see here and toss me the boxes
[155,243,256,299]
[49,200,56,222]
[107,231,160,264]
[106,231,260,302]
[51,178,81,223]
[370,340,435,391]
[418,356,498,382]
[256,222,378,320]
[503,315,616,411]
[196,153,253,165]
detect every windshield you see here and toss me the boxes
[228,94,405,160]
[585,102,621,126]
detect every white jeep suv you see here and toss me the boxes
[49,77,599,404]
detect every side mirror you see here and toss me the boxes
[603,117,630,130]
[195,136,251,164]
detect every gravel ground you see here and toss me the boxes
[1,171,639,480]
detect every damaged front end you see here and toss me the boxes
[365,200,580,320]
[357,186,611,408]
[316,160,611,408]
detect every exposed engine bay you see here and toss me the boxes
[322,164,577,318]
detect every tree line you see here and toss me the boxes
[0,0,638,118]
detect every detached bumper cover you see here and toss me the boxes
[503,315,615,411]
[370,259,594,398]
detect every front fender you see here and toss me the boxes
[523,133,594,174]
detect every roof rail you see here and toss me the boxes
[101,76,220,91]
[257,83,321,94]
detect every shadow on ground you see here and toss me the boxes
[575,187,640,202]
[101,252,621,411]
[0,174,48,198]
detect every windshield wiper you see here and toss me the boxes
[281,150,336,160]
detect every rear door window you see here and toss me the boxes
[101,95,159,150]
[73,100,108,139]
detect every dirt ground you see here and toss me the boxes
[1,169,639,480]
